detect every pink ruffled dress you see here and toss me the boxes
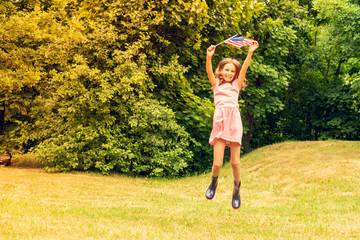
[209,79,243,146]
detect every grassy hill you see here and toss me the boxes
[1,141,359,239]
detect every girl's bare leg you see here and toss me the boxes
[230,142,241,209]
[212,138,226,177]
[230,142,241,187]
[206,138,226,200]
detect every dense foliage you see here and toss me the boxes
[1,0,359,176]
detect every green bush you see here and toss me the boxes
[36,99,193,177]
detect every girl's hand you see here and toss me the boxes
[248,42,259,53]
[207,45,216,57]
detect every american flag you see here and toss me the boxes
[218,35,257,48]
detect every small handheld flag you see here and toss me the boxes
[215,35,258,48]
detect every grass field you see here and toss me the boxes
[1,140,359,239]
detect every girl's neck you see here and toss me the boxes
[219,78,235,86]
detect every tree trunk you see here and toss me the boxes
[0,103,4,136]
[335,59,344,79]
[324,55,331,84]
[242,111,254,152]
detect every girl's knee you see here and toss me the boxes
[230,160,240,169]
[213,161,223,170]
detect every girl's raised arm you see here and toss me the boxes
[206,45,216,88]
[238,42,258,88]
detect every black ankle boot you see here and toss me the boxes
[232,181,241,209]
[205,176,218,200]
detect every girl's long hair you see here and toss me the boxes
[215,58,248,90]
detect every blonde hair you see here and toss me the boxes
[215,58,248,90]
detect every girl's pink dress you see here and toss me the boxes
[209,79,243,146]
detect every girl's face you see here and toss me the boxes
[220,63,236,82]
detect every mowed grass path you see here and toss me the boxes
[1,141,359,239]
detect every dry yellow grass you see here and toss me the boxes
[0,140,359,239]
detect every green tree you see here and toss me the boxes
[236,0,299,151]
[0,0,211,176]
[253,0,360,145]
[192,0,300,151]
[0,3,73,154]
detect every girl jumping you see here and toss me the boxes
[205,42,258,209]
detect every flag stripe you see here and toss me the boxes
[223,36,257,48]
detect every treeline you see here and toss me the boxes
[1,0,359,176]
